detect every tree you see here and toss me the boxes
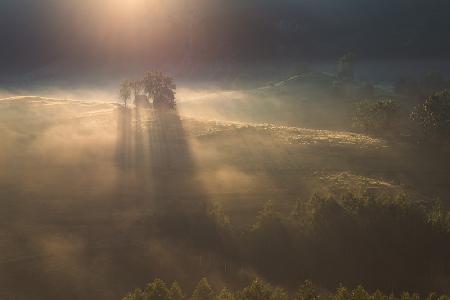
[130,79,145,99]
[410,90,450,141]
[351,286,370,300]
[238,279,273,300]
[123,288,145,300]
[191,278,214,300]
[294,280,320,300]
[143,71,177,109]
[169,282,185,300]
[144,278,170,300]
[216,288,235,300]
[120,80,132,108]
[352,99,399,134]
[271,288,289,300]
[334,286,351,300]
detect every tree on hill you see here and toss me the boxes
[130,79,145,99]
[119,79,132,108]
[119,71,177,109]
[143,71,177,109]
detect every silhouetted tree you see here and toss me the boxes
[120,80,132,108]
[169,282,185,300]
[143,71,177,109]
[130,79,145,99]
[144,278,170,300]
[238,279,274,300]
[410,90,450,141]
[271,288,289,300]
[124,278,450,300]
[191,278,214,300]
[216,288,235,300]
[352,99,399,134]
[294,280,319,300]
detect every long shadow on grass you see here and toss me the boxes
[142,108,223,248]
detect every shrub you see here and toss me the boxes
[352,99,399,134]
[410,90,450,142]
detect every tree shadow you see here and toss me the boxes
[116,107,133,171]
[143,109,216,243]
[117,106,227,234]
[111,107,233,296]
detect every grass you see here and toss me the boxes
[0,96,448,299]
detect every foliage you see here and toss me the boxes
[170,282,186,300]
[120,79,132,108]
[191,278,215,300]
[410,90,450,141]
[123,288,146,300]
[119,71,177,109]
[272,288,289,300]
[237,279,274,300]
[124,278,450,300]
[143,71,177,109]
[252,200,280,230]
[294,280,319,300]
[144,278,171,300]
[216,288,235,300]
[352,99,399,134]
[130,79,145,98]
[124,192,449,299]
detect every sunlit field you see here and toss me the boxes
[1,92,449,299]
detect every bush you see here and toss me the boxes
[410,90,450,142]
[352,99,399,134]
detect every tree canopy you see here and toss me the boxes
[119,71,177,109]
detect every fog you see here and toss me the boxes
[1,0,450,299]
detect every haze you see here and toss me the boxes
[0,1,449,300]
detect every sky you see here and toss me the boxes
[1,0,450,78]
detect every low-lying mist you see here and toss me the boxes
[1,63,450,299]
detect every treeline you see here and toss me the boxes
[132,192,450,296]
[351,89,450,142]
[123,277,450,300]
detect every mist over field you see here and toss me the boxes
[1,1,450,300]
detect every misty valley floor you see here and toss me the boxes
[0,97,449,299]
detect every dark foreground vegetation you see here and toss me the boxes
[125,191,450,298]
[124,277,450,300]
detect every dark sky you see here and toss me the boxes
[1,0,450,77]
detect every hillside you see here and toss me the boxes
[0,97,449,299]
